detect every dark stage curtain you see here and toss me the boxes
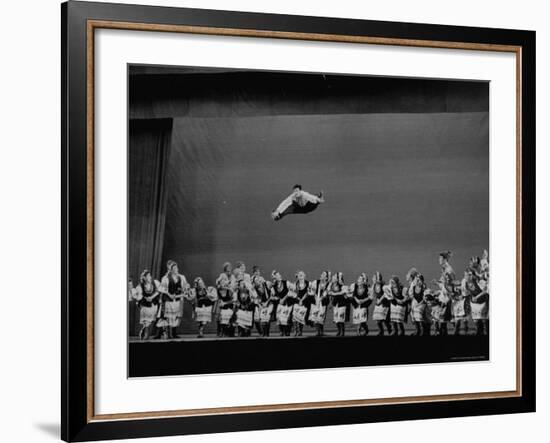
[128,118,173,335]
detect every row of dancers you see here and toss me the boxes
[128,250,489,340]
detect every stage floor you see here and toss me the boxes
[128,334,489,377]
[129,328,483,342]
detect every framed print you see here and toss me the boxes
[61,1,536,441]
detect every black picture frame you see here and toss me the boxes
[62,1,536,441]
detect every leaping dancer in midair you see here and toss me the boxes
[271,184,325,221]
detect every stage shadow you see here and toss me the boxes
[34,422,59,439]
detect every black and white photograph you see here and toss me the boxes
[127,65,490,377]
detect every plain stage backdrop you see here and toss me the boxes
[0,1,547,443]
[168,113,488,282]
[130,69,489,283]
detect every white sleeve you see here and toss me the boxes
[150,280,161,299]
[207,287,218,301]
[159,276,169,294]
[229,276,238,292]
[243,273,253,290]
[216,273,227,288]
[478,279,488,291]
[131,286,142,301]
[180,274,188,287]
[275,195,294,214]
[249,288,259,302]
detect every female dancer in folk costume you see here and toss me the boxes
[329,272,349,336]
[427,251,454,336]
[404,268,421,325]
[215,262,237,337]
[480,249,490,278]
[272,270,296,336]
[158,260,189,339]
[267,270,281,331]
[128,279,134,300]
[351,273,371,336]
[128,279,139,336]
[386,276,407,336]
[439,250,456,281]
[451,271,471,335]
[130,270,161,340]
[311,271,331,336]
[252,265,263,279]
[471,252,490,283]
[478,250,490,308]
[252,275,273,337]
[430,273,453,336]
[189,277,218,338]
[265,275,280,332]
[293,270,314,336]
[235,280,256,337]
[281,283,299,336]
[233,261,253,290]
[371,272,392,336]
[407,271,429,336]
[464,269,489,335]
[469,256,482,278]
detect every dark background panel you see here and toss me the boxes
[129,68,489,119]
